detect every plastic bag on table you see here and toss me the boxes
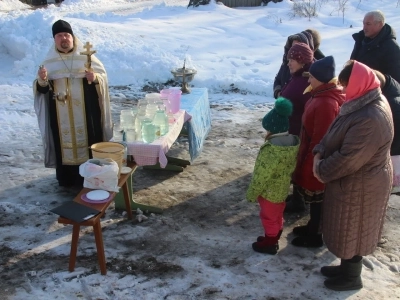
[79,158,119,192]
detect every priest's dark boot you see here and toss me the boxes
[324,256,363,291]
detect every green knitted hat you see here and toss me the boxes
[262,97,293,134]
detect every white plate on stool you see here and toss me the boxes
[121,167,132,174]
[86,190,110,201]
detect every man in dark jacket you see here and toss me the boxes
[374,70,400,156]
[273,29,325,99]
[350,10,400,83]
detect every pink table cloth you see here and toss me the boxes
[126,110,191,168]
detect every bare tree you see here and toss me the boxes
[316,0,330,11]
[337,0,350,24]
[289,0,318,21]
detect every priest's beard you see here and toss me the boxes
[60,41,73,52]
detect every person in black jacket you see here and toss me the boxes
[350,10,400,83]
[374,70,400,156]
[273,29,325,99]
[274,30,325,212]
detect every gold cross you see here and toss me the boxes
[80,41,97,84]
[81,42,96,56]
[80,41,97,69]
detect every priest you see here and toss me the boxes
[34,19,112,187]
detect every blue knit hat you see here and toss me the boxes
[262,97,293,134]
[309,56,336,83]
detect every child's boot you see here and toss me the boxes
[257,229,283,243]
[252,234,280,255]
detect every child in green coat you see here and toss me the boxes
[247,97,300,254]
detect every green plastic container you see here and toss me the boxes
[114,173,133,210]
[114,173,163,214]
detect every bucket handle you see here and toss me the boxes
[89,147,123,154]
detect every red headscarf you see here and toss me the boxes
[345,61,380,102]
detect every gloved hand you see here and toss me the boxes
[273,89,281,99]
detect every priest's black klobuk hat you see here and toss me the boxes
[52,19,73,37]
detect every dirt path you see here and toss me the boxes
[0,96,399,299]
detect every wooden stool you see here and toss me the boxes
[58,163,137,275]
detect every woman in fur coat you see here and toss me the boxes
[313,60,393,291]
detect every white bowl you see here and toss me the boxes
[86,190,110,201]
